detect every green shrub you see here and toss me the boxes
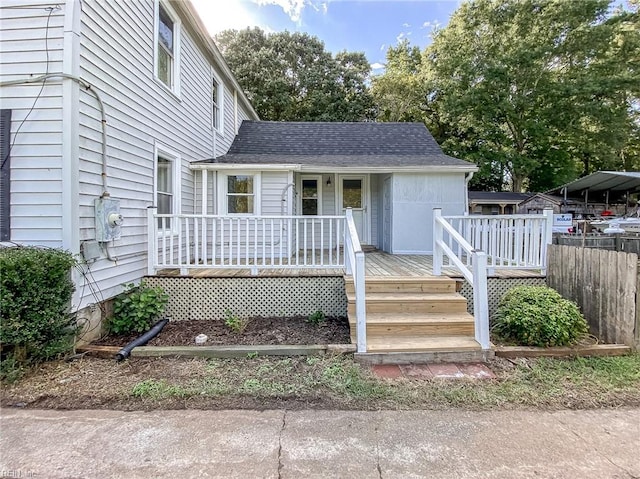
[0,246,78,374]
[493,285,589,347]
[108,282,169,335]
[306,310,325,326]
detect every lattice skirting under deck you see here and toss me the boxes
[145,275,546,322]
[144,276,348,321]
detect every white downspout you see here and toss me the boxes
[464,171,475,214]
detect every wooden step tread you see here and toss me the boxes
[346,292,467,302]
[345,276,457,284]
[348,312,474,325]
[365,335,481,353]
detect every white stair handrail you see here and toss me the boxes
[433,208,490,350]
[345,208,367,353]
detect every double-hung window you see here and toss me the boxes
[212,76,223,133]
[227,175,255,214]
[301,176,322,215]
[155,2,180,93]
[155,144,180,231]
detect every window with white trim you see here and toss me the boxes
[212,75,224,133]
[227,175,254,214]
[301,176,322,215]
[155,1,180,93]
[155,146,180,230]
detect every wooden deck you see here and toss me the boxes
[155,251,544,279]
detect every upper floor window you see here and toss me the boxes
[155,2,180,94]
[212,73,224,134]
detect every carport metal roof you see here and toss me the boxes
[546,171,640,202]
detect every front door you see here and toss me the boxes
[339,175,369,244]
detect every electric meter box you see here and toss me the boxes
[95,197,123,242]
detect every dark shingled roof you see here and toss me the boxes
[468,191,532,203]
[195,121,475,168]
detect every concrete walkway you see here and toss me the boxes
[1,408,638,479]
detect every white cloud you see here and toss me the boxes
[254,0,305,21]
[402,22,410,28]
[192,0,267,34]
[396,32,405,43]
[422,21,431,28]
[379,43,386,51]
[370,62,385,70]
[254,0,328,22]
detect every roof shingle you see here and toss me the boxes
[195,121,475,169]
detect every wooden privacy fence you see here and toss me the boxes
[547,245,639,348]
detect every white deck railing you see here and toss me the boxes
[433,208,490,350]
[344,209,367,353]
[439,209,554,273]
[433,207,554,351]
[147,208,345,275]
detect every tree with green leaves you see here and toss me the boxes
[372,0,639,192]
[216,28,376,122]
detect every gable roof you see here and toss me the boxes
[194,121,476,171]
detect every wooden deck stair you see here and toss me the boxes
[345,276,484,361]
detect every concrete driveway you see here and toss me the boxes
[1,408,639,478]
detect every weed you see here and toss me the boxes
[130,379,189,400]
[0,355,24,383]
[306,310,326,326]
[247,351,259,359]
[224,309,252,334]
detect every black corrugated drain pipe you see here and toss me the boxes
[115,318,169,362]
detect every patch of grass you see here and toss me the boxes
[4,353,639,410]
[130,379,190,400]
[422,355,640,409]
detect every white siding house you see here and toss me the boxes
[0,0,258,326]
[187,121,476,257]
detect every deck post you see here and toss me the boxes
[147,206,157,275]
[433,208,443,276]
[472,250,490,350]
[345,208,354,275]
[201,170,208,215]
[542,207,554,274]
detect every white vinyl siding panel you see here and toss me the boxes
[261,171,289,215]
[322,174,336,215]
[0,1,65,246]
[75,0,246,305]
[391,173,467,254]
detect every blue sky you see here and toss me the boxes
[192,0,463,72]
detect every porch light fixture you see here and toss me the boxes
[326,177,332,186]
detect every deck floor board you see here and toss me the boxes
[154,251,544,279]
